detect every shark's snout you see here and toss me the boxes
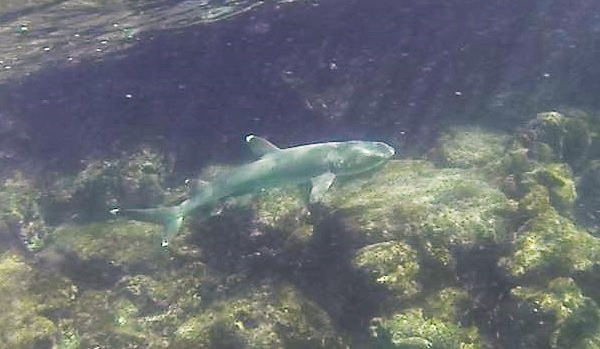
[383,143,395,157]
[373,142,396,159]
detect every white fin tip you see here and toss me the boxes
[245,134,255,142]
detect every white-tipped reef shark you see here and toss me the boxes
[111,135,395,246]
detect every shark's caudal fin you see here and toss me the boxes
[110,206,184,247]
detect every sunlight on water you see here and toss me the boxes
[0,0,295,81]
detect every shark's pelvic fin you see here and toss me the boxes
[111,206,184,247]
[245,134,280,157]
[309,172,336,203]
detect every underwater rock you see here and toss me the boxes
[119,148,168,207]
[44,221,172,279]
[254,187,315,255]
[524,112,567,161]
[512,277,600,349]
[172,282,345,349]
[0,171,47,252]
[371,300,483,349]
[352,240,420,299]
[577,160,600,226]
[521,163,577,214]
[0,252,76,349]
[24,119,600,349]
[501,209,600,281]
[325,160,516,268]
[41,159,121,224]
[41,147,168,225]
[435,126,509,169]
[70,289,165,348]
[522,111,593,169]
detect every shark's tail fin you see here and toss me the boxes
[110,205,184,247]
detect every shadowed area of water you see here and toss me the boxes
[2,0,600,178]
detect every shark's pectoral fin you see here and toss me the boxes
[246,134,281,157]
[309,172,336,203]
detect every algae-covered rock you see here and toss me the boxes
[119,259,207,320]
[436,127,509,169]
[0,172,47,251]
[0,252,77,349]
[42,159,122,224]
[522,111,593,169]
[71,290,166,348]
[45,221,171,275]
[41,148,168,225]
[353,241,420,298]
[577,160,600,225]
[119,148,168,207]
[254,187,314,250]
[371,306,484,349]
[512,278,600,349]
[517,184,553,218]
[525,111,567,160]
[521,163,577,214]
[172,282,344,349]
[502,209,600,280]
[327,160,515,267]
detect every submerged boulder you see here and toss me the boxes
[0,252,76,349]
[501,209,600,282]
[352,240,420,298]
[577,160,600,226]
[172,282,345,349]
[0,172,47,252]
[325,159,516,268]
[40,147,168,226]
[14,118,600,349]
[371,288,483,349]
[435,126,510,169]
[43,221,172,280]
[512,278,600,349]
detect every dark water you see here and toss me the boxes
[1,1,600,348]
[1,0,599,173]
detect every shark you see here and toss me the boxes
[111,134,395,246]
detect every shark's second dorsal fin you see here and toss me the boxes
[245,134,281,157]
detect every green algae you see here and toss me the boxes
[372,307,483,349]
[522,163,577,214]
[4,112,600,349]
[353,241,420,298]
[45,221,171,273]
[71,290,165,348]
[502,209,600,280]
[369,288,483,348]
[0,172,47,251]
[512,278,600,349]
[524,111,594,169]
[577,160,600,225]
[41,147,168,225]
[0,252,76,348]
[326,160,515,267]
[254,187,314,249]
[436,126,510,169]
[172,282,345,349]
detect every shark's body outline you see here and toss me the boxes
[112,134,395,246]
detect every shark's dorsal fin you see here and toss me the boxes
[245,134,281,157]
